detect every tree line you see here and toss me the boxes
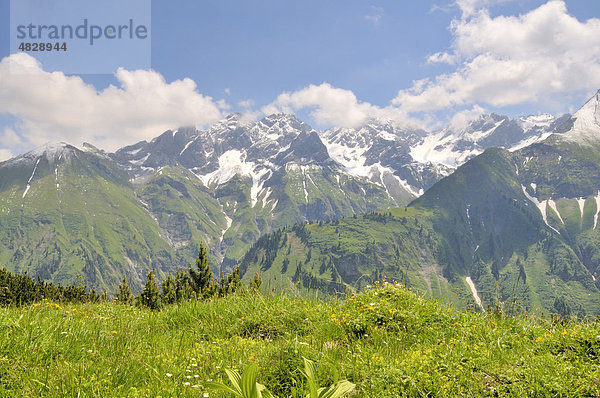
[1,242,261,310]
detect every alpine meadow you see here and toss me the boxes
[2,1,600,396]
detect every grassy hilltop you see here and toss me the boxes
[1,282,599,397]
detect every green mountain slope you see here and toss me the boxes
[0,144,177,290]
[0,141,399,291]
[135,162,397,272]
[240,141,600,315]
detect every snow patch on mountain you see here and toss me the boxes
[180,138,197,156]
[198,149,255,186]
[561,90,600,144]
[547,200,564,225]
[594,191,600,230]
[522,186,560,234]
[22,157,40,199]
[250,176,265,208]
[517,113,555,130]
[466,277,484,311]
[261,187,273,208]
[576,197,586,225]
[300,165,309,203]
[510,132,554,151]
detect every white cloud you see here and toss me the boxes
[238,99,255,108]
[448,105,488,131]
[0,127,25,148]
[397,1,600,113]
[0,53,225,152]
[427,51,457,65]
[262,83,420,129]
[0,149,13,162]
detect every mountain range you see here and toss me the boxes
[0,91,598,315]
[241,91,600,316]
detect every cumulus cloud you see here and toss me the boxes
[262,83,421,129]
[0,127,25,148]
[396,1,600,112]
[448,105,488,131]
[238,99,255,108]
[0,149,13,162]
[0,53,225,153]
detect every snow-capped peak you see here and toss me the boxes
[560,90,600,144]
[4,142,79,166]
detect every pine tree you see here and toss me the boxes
[139,270,161,310]
[189,242,214,298]
[227,263,242,294]
[175,269,194,302]
[161,274,177,305]
[251,272,262,292]
[114,275,132,305]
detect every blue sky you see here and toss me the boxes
[1,0,600,158]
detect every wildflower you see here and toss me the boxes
[111,330,117,334]
[561,331,567,336]
[204,393,209,397]
[249,356,255,361]
[535,337,543,343]
[183,382,190,386]
[166,373,172,377]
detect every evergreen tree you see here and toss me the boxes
[114,275,132,305]
[161,274,177,305]
[175,269,194,302]
[189,242,214,298]
[227,263,242,294]
[251,272,262,292]
[139,270,161,310]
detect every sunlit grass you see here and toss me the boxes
[0,284,598,396]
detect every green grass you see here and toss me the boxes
[1,283,599,397]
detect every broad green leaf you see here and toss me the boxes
[241,363,260,398]
[302,357,319,398]
[204,380,243,397]
[225,368,244,395]
[318,380,356,398]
